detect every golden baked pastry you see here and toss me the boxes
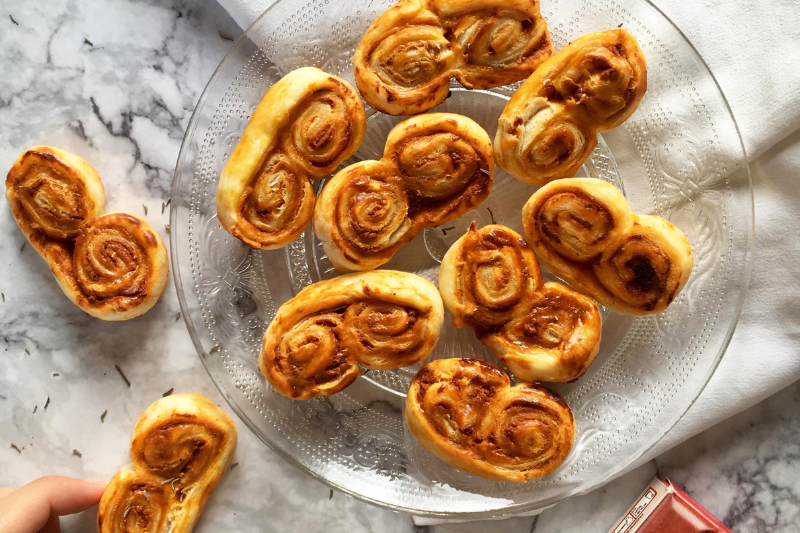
[495,29,647,185]
[439,223,601,382]
[216,67,366,249]
[260,270,444,399]
[314,113,492,271]
[97,394,238,533]
[523,178,693,315]
[353,0,553,115]
[5,146,169,320]
[405,358,575,482]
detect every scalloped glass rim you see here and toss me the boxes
[170,0,754,519]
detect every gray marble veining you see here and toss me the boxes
[0,0,798,532]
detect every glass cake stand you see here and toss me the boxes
[171,0,754,518]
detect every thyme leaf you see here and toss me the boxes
[115,365,131,387]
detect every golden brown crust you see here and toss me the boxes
[5,146,168,321]
[216,67,366,249]
[439,223,601,382]
[97,394,238,533]
[259,270,444,399]
[405,358,575,482]
[495,29,647,185]
[353,0,553,115]
[522,178,694,315]
[314,112,493,271]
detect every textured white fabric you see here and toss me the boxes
[217,0,800,521]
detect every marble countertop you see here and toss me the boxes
[1,0,798,532]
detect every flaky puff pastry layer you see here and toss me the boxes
[314,112,492,271]
[495,29,647,185]
[216,67,366,249]
[5,146,168,320]
[440,223,601,382]
[406,358,575,482]
[260,270,444,399]
[523,178,693,315]
[97,394,238,533]
[353,0,553,115]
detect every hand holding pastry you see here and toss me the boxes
[260,270,444,399]
[314,112,493,271]
[353,0,553,115]
[97,394,238,533]
[216,67,366,249]
[523,177,693,314]
[406,358,575,482]
[5,146,169,320]
[495,29,647,185]
[439,223,601,382]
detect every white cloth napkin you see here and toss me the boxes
[218,0,800,521]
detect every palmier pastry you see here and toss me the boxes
[216,67,366,249]
[439,223,601,382]
[495,29,647,185]
[353,0,553,115]
[406,358,575,482]
[97,394,237,533]
[5,146,168,320]
[260,270,444,399]
[314,113,492,271]
[523,178,693,315]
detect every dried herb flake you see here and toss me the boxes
[73,449,82,457]
[101,409,108,422]
[219,31,234,41]
[20,242,25,252]
[44,396,50,410]
[32,405,37,414]
[53,373,60,377]
[9,15,19,25]
[84,37,93,46]
[161,201,166,214]
[162,388,174,397]
[175,312,181,322]
[329,489,333,499]
[115,365,131,387]
[11,443,21,453]
[487,207,496,225]
[229,462,239,472]
[24,348,30,355]
[164,224,170,233]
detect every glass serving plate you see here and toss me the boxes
[171,0,753,518]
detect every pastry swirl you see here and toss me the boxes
[5,146,168,320]
[353,0,553,115]
[523,178,694,314]
[495,29,647,185]
[259,270,444,399]
[405,358,575,481]
[217,67,366,249]
[97,394,238,533]
[314,113,493,271]
[440,223,601,382]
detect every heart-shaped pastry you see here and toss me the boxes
[5,146,168,320]
[97,394,237,533]
[314,112,493,271]
[439,223,602,382]
[405,358,575,482]
[495,29,647,185]
[260,270,444,399]
[523,177,694,315]
[353,0,553,115]
[217,66,366,249]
